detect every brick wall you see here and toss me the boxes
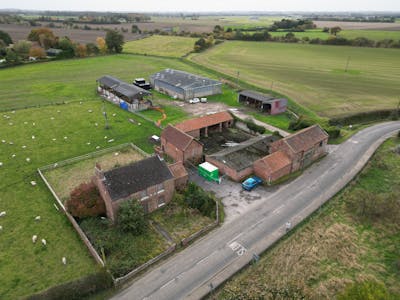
[206,156,253,182]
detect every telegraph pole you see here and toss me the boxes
[345,56,351,72]
[102,101,109,129]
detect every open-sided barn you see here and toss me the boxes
[150,69,222,100]
[238,90,287,115]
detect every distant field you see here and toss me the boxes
[191,41,400,117]
[314,20,400,30]
[269,29,400,41]
[123,35,197,57]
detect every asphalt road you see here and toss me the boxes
[112,122,400,300]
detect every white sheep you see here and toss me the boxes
[30,181,37,186]
[32,235,37,243]
[41,239,47,246]
[26,158,31,162]
[62,257,67,265]
[0,162,3,167]
[31,135,35,139]
[35,216,41,221]
[0,225,3,231]
[0,211,6,217]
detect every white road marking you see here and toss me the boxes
[160,279,174,290]
[227,233,243,245]
[272,204,285,214]
[228,241,247,256]
[196,256,209,265]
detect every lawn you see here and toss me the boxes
[0,53,227,111]
[216,137,400,299]
[191,41,400,118]
[139,103,189,127]
[123,35,197,57]
[0,100,159,299]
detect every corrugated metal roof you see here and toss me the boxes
[175,111,233,133]
[97,75,151,99]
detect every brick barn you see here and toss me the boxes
[175,111,234,138]
[238,90,287,115]
[253,151,292,184]
[160,125,203,164]
[150,69,222,100]
[93,156,179,222]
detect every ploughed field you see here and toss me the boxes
[191,41,400,118]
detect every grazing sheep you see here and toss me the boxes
[31,135,35,139]
[30,181,37,186]
[35,216,41,221]
[0,162,3,167]
[26,158,31,162]
[0,225,3,231]
[0,211,6,217]
[62,257,67,265]
[41,239,46,246]
[32,235,38,243]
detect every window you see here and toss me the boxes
[319,141,323,147]
[140,189,148,200]
[156,183,164,193]
[158,196,165,207]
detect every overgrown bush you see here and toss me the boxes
[66,182,105,218]
[245,118,266,134]
[184,183,216,218]
[329,109,399,126]
[117,199,147,235]
[288,115,314,131]
[27,269,113,300]
[325,126,341,139]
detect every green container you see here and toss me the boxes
[198,162,219,182]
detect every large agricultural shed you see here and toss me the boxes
[150,69,222,100]
[97,75,152,111]
[238,90,287,115]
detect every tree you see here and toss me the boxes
[96,37,107,54]
[0,30,13,45]
[75,43,87,57]
[330,26,342,36]
[66,182,106,218]
[105,30,124,53]
[117,199,147,235]
[131,24,141,34]
[86,43,99,55]
[57,37,75,58]
[29,46,46,58]
[14,40,32,59]
[5,48,20,64]
[27,27,57,49]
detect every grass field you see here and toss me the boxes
[268,29,400,41]
[216,137,400,299]
[123,35,197,57]
[0,100,160,298]
[191,41,400,117]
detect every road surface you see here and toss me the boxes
[112,122,400,300]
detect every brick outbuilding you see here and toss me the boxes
[160,125,203,163]
[254,151,292,183]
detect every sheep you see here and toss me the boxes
[0,162,3,167]
[108,139,114,143]
[0,225,3,231]
[62,257,67,265]
[11,154,16,158]
[26,158,31,162]
[30,181,37,186]
[41,239,46,246]
[32,235,37,243]
[0,211,6,217]
[63,136,68,140]
[31,135,35,139]
[35,216,41,221]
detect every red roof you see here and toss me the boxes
[280,125,328,153]
[168,162,188,179]
[175,111,233,133]
[161,125,199,151]
[258,151,291,174]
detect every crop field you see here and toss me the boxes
[216,137,400,299]
[0,23,143,44]
[123,35,197,57]
[191,41,400,117]
[314,20,400,30]
[0,100,160,299]
[0,54,224,111]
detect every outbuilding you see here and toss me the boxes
[150,69,222,100]
[238,90,287,115]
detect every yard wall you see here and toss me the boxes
[205,156,253,182]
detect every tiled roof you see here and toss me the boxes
[103,156,173,201]
[280,125,328,153]
[258,151,292,174]
[161,125,198,150]
[175,111,233,133]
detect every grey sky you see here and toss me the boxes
[1,0,399,12]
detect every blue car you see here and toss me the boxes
[242,176,263,191]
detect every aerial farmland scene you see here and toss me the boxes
[0,0,400,299]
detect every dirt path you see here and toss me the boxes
[150,106,167,127]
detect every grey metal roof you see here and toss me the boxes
[103,156,173,201]
[239,90,276,103]
[150,69,221,90]
[97,75,151,99]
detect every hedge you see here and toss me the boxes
[26,270,113,300]
[329,109,399,126]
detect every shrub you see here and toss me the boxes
[288,115,314,131]
[184,182,216,218]
[329,109,397,126]
[245,118,266,134]
[27,269,113,300]
[117,199,147,235]
[66,182,105,218]
[326,126,341,139]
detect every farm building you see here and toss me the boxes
[206,135,278,182]
[175,111,234,138]
[253,151,292,184]
[269,124,329,172]
[97,75,152,112]
[150,69,222,100]
[93,156,181,222]
[160,125,203,164]
[238,90,287,115]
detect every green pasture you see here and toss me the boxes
[0,100,160,299]
[123,35,197,57]
[268,29,400,41]
[191,41,400,117]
